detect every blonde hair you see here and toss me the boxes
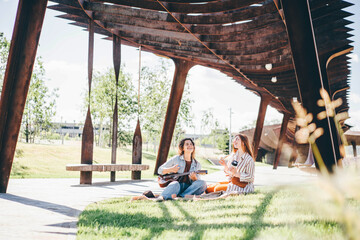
[178,138,196,159]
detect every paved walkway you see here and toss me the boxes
[0,166,317,240]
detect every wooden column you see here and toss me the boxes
[273,113,290,169]
[280,0,341,172]
[132,47,142,180]
[351,141,357,157]
[154,59,194,174]
[253,93,271,160]
[288,126,299,167]
[0,0,48,193]
[318,48,353,162]
[132,119,142,180]
[111,34,121,182]
[80,20,95,184]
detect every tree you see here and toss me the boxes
[217,128,230,154]
[140,59,193,151]
[22,57,59,142]
[85,67,137,147]
[200,108,220,146]
[0,32,10,92]
[0,33,58,142]
[201,108,214,135]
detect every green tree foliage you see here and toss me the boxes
[0,33,58,142]
[22,57,59,143]
[200,108,219,134]
[199,108,221,147]
[140,60,193,150]
[217,128,230,154]
[0,32,10,92]
[86,68,137,147]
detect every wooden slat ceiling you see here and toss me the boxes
[48,0,353,116]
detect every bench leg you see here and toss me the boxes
[111,171,115,182]
[80,171,92,184]
[131,171,141,180]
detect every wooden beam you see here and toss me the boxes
[273,113,290,169]
[280,0,341,172]
[93,0,262,14]
[253,93,272,160]
[154,59,195,174]
[85,1,276,25]
[0,0,48,193]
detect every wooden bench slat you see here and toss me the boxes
[66,164,149,172]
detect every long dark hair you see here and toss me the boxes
[178,138,196,159]
[235,133,254,160]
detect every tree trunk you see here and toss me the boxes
[153,137,156,153]
[99,121,103,147]
[25,120,29,143]
[108,117,112,147]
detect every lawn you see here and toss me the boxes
[11,142,159,179]
[10,142,233,179]
[76,186,352,240]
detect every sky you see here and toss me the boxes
[0,0,359,134]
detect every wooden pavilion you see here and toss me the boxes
[0,0,354,192]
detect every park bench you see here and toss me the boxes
[66,163,150,184]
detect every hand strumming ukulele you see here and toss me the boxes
[158,170,208,188]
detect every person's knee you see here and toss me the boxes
[168,181,180,187]
[161,181,180,200]
[194,180,207,191]
[214,184,228,192]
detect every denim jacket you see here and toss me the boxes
[157,155,202,181]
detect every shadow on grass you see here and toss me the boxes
[140,202,174,240]
[241,191,275,240]
[142,152,157,162]
[78,192,285,239]
[171,201,203,240]
[121,148,157,162]
[10,162,30,178]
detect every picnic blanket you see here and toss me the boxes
[130,190,242,202]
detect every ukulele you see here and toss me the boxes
[158,170,208,188]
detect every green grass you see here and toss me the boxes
[10,142,220,179]
[11,142,159,179]
[76,187,348,240]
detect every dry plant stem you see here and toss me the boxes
[311,142,329,177]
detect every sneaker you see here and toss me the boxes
[142,190,156,198]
